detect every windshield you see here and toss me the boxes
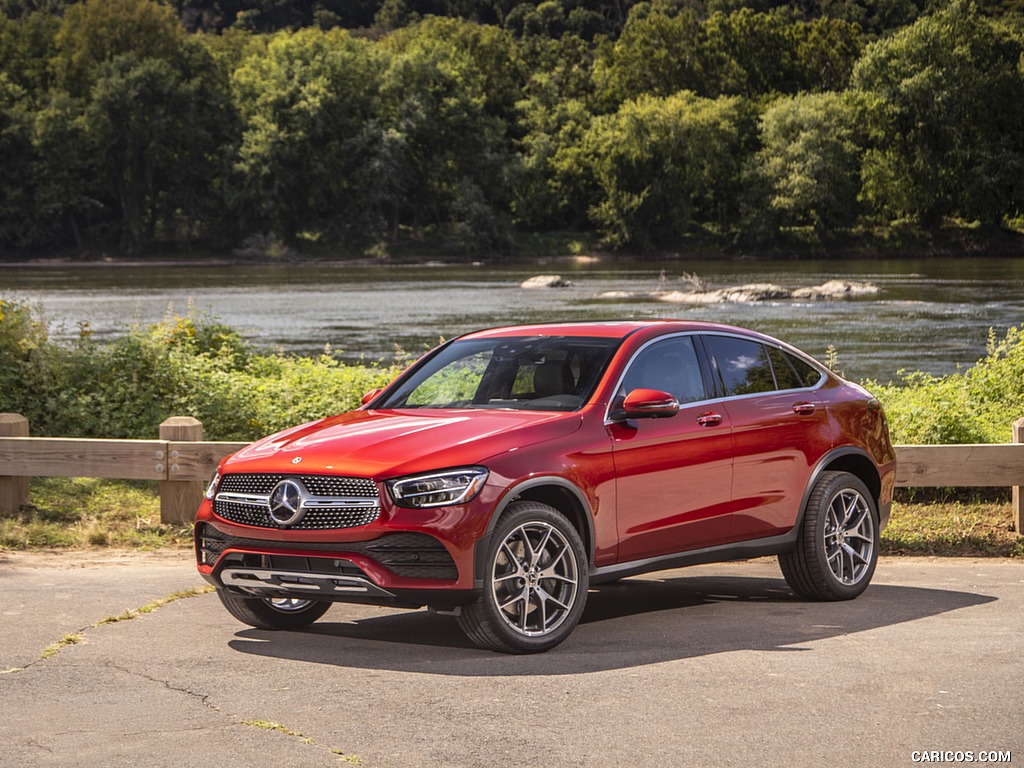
[379,336,619,411]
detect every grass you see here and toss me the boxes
[881,500,1024,557]
[93,586,215,626]
[40,632,84,660]
[240,720,362,762]
[0,477,193,550]
[0,479,1021,558]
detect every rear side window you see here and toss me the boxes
[767,346,822,390]
[704,335,775,396]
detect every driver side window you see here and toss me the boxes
[620,337,706,404]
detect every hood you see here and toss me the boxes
[222,408,583,479]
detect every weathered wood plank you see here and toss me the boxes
[895,444,1024,487]
[0,437,168,480]
[1013,418,1023,534]
[167,441,248,482]
[0,414,30,515]
[3,437,1024,492]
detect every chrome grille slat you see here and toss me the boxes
[214,473,380,531]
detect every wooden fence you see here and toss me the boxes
[1,413,1023,531]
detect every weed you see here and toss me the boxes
[40,633,84,660]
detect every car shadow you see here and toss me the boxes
[226,572,996,676]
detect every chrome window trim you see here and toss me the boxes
[701,331,827,396]
[604,332,718,424]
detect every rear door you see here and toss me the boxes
[701,334,832,542]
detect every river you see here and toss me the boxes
[2,256,1023,382]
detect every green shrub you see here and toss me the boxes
[5,299,1023,446]
[0,300,400,441]
[868,327,1024,445]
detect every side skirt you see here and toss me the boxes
[589,530,798,585]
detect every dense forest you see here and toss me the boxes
[1,0,1022,257]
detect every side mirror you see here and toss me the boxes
[361,388,384,406]
[612,388,680,420]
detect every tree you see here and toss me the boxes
[852,0,1024,227]
[701,9,801,96]
[747,91,866,238]
[582,91,746,248]
[231,28,384,243]
[25,91,97,248]
[792,16,864,92]
[53,0,188,95]
[375,18,518,249]
[593,6,705,107]
[0,74,33,246]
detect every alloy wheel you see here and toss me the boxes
[490,521,580,637]
[823,488,875,586]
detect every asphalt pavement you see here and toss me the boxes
[1,550,1021,767]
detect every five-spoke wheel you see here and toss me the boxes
[458,500,588,653]
[779,471,879,601]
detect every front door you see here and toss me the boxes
[610,336,735,561]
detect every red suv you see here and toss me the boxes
[196,321,896,653]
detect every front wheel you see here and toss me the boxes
[458,501,589,653]
[217,589,331,630]
[779,471,879,601]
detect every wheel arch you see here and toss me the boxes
[796,447,882,531]
[474,477,596,585]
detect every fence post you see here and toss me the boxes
[1014,417,1024,537]
[159,416,204,525]
[0,413,29,516]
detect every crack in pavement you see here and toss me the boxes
[3,585,215,674]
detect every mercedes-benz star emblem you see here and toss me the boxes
[268,479,306,527]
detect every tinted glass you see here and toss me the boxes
[381,336,618,411]
[619,336,706,404]
[788,351,823,387]
[768,346,823,389]
[767,346,802,390]
[704,335,775,396]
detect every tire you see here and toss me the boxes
[217,589,331,630]
[457,501,589,654]
[779,471,879,601]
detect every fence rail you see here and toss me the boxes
[1,413,1023,530]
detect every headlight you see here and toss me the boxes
[387,467,489,509]
[204,472,220,501]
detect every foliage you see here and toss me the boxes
[868,327,1024,445]
[582,91,747,248]
[0,299,399,441]
[746,90,866,238]
[853,0,1024,228]
[0,0,1022,253]
[230,28,383,244]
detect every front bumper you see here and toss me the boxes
[194,487,494,609]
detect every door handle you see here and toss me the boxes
[696,411,722,427]
[792,402,816,415]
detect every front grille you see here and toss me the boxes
[213,473,380,531]
[218,474,377,498]
[196,524,458,580]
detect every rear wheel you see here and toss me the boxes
[217,589,331,630]
[458,501,589,653]
[779,471,879,601]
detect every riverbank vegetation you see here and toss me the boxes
[5,298,1022,445]
[1,0,1023,258]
